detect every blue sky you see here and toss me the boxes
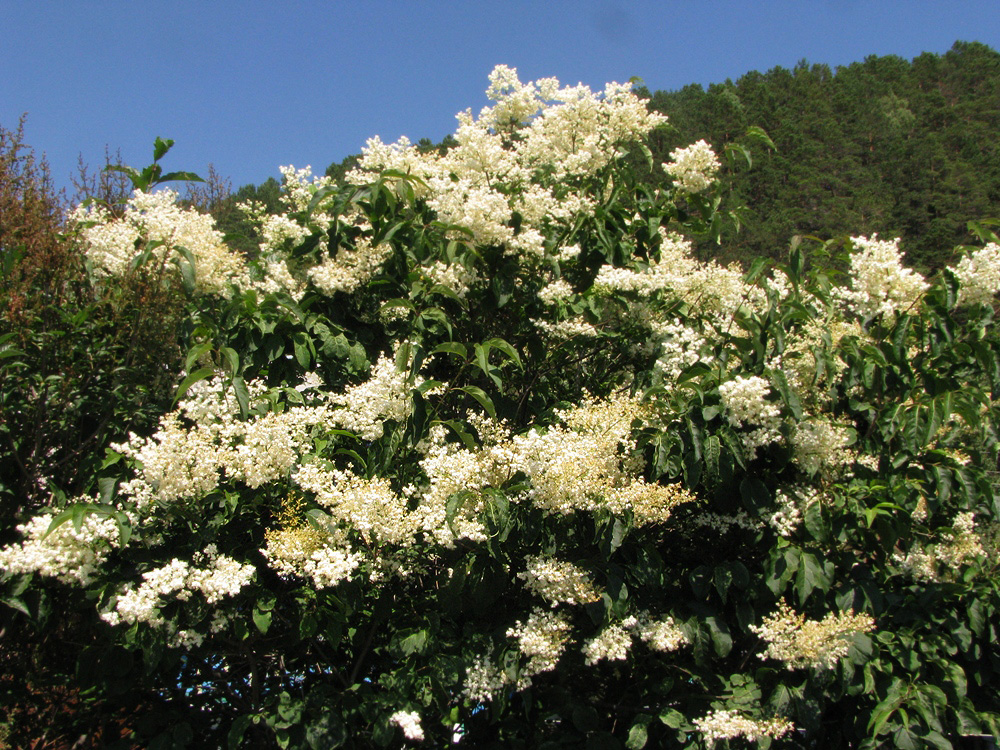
[2,1,998,197]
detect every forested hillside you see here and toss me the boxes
[641,40,1000,269]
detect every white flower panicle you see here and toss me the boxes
[506,607,573,676]
[347,66,664,254]
[71,189,248,297]
[893,511,986,581]
[582,624,632,665]
[424,259,480,299]
[692,510,762,534]
[633,613,690,653]
[792,419,853,475]
[113,391,324,509]
[608,478,695,525]
[532,317,601,340]
[307,235,394,296]
[694,709,794,746]
[952,242,1000,307]
[537,279,574,306]
[0,511,122,585]
[663,139,721,193]
[652,319,714,381]
[294,465,421,547]
[463,655,532,703]
[329,354,414,440]
[261,495,362,590]
[389,710,424,741]
[101,545,255,648]
[719,376,780,427]
[768,487,820,538]
[750,600,875,670]
[518,556,601,607]
[835,235,928,318]
[581,612,689,665]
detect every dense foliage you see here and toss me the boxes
[2,63,1000,750]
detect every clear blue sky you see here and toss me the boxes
[2,1,998,197]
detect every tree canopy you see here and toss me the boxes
[1,60,1000,750]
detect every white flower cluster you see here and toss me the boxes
[101,545,254,647]
[952,242,1000,307]
[834,235,928,319]
[328,354,414,440]
[531,317,601,340]
[633,613,690,653]
[242,172,401,302]
[750,600,875,670]
[510,395,644,515]
[537,279,574,306]
[307,236,394,296]
[774,317,860,397]
[0,511,122,585]
[608,478,695,525]
[114,398,323,509]
[692,510,762,534]
[652,319,714,382]
[261,501,362,590]
[719,375,783,454]
[693,709,793,746]
[768,487,820,538]
[347,66,664,256]
[71,189,248,297]
[415,419,516,547]
[663,139,721,193]
[518,555,601,607]
[792,419,852,476]
[389,710,424,741]
[463,654,532,704]
[259,213,311,255]
[423,259,480,299]
[719,376,780,427]
[264,531,361,589]
[582,613,689,665]
[893,511,986,582]
[506,607,573,676]
[294,465,421,547]
[582,623,632,665]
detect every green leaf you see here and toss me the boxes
[659,709,686,729]
[626,715,652,749]
[458,386,496,418]
[42,504,91,539]
[253,607,272,635]
[2,597,30,617]
[704,616,733,657]
[232,376,250,419]
[293,332,313,369]
[97,476,116,505]
[175,244,197,293]
[430,341,468,361]
[440,420,477,450]
[158,170,204,184]
[220,346,240,377]
[399,630,428,655]
[173,367,216,407]
[484,337,523,369]
[153,137,174,162]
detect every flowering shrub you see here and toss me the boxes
[3,67,1000,748]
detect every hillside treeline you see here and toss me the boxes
[641,40,1000,270]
